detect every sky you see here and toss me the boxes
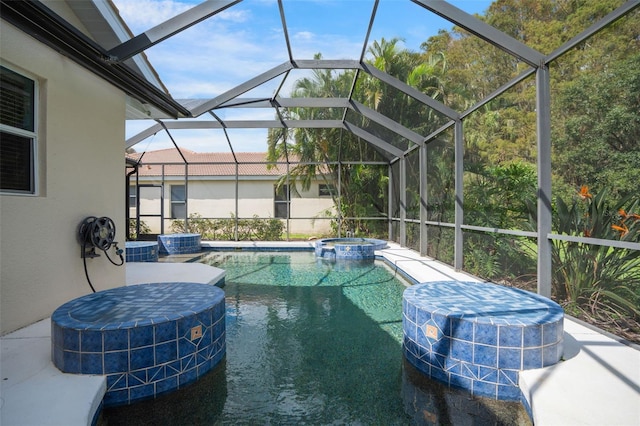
[113,0,494,153]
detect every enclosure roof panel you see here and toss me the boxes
[4,0,635,162]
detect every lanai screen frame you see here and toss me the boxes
[117,0,640,298]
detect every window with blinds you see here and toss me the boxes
[274,184,290,219]
[0,66,36,194]
[171,185,186,219]
[319,183,336,197]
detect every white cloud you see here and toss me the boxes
[127,122,270,153]
[218,108,276,121]
[113,0,249,32]
[293,31,315,41]
[116,0,462,151]
[217,8,251,23]
[113,1,289,99]
[113,0,191,32]
[115,0,369,103]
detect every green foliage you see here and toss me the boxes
[464,161,537,228]
[267,43,452,236]
[554,52,640,200]
[240,215,285,241]
[463,162,538,286]
[171,213,284,241]
[464,233,537,288]
[128,219,151,239]
[552,187,640,320]
[418,1,640,330]
[426,138,456,223]
[171,213,215,238]
[262,1,639,336]
[427,226,455,267]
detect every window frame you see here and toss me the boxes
[274,184,290,219]
[170,184,186,219]
[128,185,137,208]
[318,183,336,198]
[0,65,39,196]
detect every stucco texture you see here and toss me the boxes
[1,22,126,334]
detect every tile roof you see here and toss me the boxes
[126,148,291,177]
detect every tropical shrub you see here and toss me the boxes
[172,213,216,239]
[464,162,537,228]
[463,233,536,289]
[171,213,284,241]
[552,186,640,324]
[326,201,388,239]
[463,162,538,286]
[128,219,151,239]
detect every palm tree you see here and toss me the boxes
[267,42,453,235]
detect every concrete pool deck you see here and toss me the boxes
[1,242,639,425]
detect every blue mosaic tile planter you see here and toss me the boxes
[51,282,225,407]
[315,238,387,260]
[125,241,158,262]
[402,281,563,401]
[158,233,201,255]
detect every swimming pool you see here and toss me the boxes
[102,251,529,425]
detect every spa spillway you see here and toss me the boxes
[51,282,225,406]
[403,281,563,401]
[157,233,201,255]
[315,238,388,260]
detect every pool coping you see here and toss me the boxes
[1,241,638,425]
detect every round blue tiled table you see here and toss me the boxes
[51,282,225,406]
[403,281,563,401]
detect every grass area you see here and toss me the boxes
[282,233,326,241]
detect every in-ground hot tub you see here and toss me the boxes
[315,238,387,260]
[51,282,225,406]
[403,281,563,401]
[125,241,158,262]
[157,233,201,255]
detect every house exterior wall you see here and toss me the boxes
[0,21,126,334]
[131,177,335,236]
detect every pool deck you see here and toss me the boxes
[1,242,639,425]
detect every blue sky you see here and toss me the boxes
[114,0,493,152]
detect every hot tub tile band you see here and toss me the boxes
[403,281,563,401]
[157,233,201,255]
[315,238,388,260]
[125,241,158,262]
[51,282,225,406]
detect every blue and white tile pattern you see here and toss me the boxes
[403,281,563,401]
[51,282,225,406]
[157,233,201,255]
[125,241,158,262]
[314,238,387,260]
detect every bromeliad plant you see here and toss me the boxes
[553,186,640,323]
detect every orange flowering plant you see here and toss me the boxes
[552,186,640,322]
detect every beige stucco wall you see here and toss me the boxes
[1,21,126,334]
[131,177,335,235]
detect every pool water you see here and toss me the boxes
[102,251,530,425]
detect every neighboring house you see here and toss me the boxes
[127,148,336,236]
[0,1,184,334]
